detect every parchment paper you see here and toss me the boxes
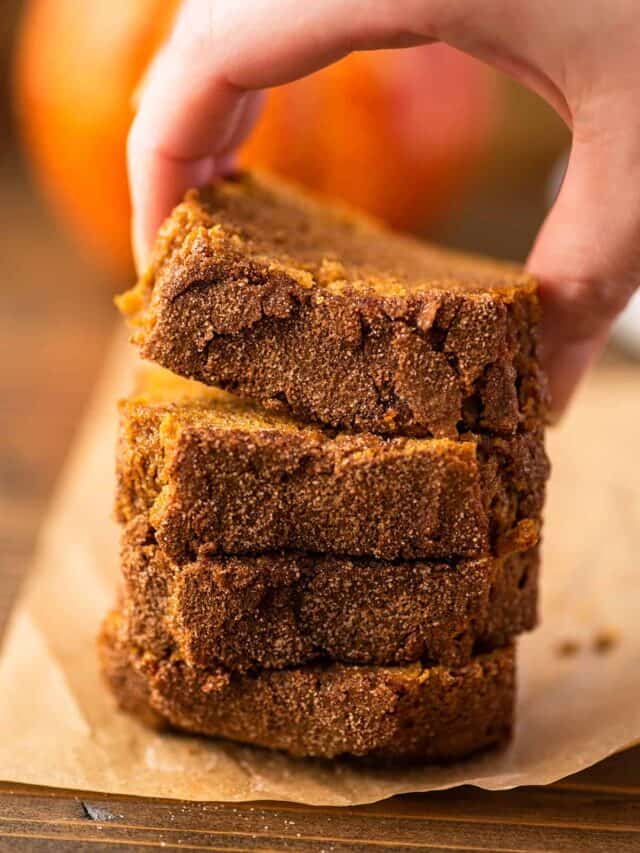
[1,335,639,805]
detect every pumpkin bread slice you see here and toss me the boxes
[100,611,515,762]
[116,369,549,562]
[120,514,538,671]
[117,172,547,438]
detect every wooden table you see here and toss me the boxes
[2,162,639,853]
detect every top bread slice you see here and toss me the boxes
[117,172,547,438]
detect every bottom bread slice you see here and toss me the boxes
[100,612,515,761]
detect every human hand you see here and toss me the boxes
[128,0,640,413]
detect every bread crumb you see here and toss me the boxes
[556,639,580,657]
[592,629,620,654]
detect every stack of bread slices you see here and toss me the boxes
[101,172,549,762]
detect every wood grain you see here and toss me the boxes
[1,162,639,852]
[0,776,639,852]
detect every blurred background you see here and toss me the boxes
[0,2,632,629]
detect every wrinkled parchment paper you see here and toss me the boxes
[1,336,639,805]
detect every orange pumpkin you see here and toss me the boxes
[15,0,497,277]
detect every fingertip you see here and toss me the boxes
[128,123,218,276]
[127,117,152,275]
[131,215,149,278]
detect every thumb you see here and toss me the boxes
[528,119,640,413]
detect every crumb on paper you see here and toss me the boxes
[592,629,620,654]
[556,639,580,657]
